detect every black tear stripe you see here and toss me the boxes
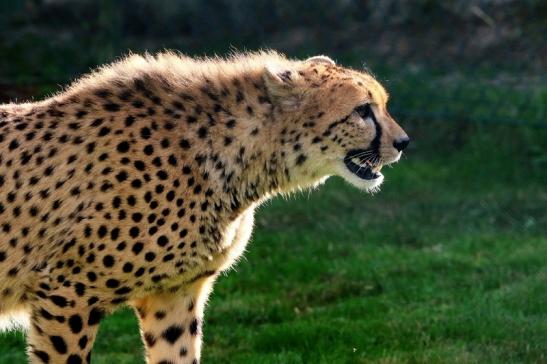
[326,114,350,131]
[323,108,382,154]
[369,109,382,155]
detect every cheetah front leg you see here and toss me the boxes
[27,289,105,364]
[132,278,215,364]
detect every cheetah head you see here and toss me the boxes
[263,55,409,192]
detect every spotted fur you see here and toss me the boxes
[0,51,407,363]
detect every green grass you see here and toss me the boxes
[0,122,545,363]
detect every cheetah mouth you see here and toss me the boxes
[343,149,383,180]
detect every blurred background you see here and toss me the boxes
[0,1,545,363]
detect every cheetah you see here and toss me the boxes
[0,51,409,363]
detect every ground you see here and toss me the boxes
[0,117,545,363]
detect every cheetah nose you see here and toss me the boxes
[393,136,410,152]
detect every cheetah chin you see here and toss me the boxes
[337,160,384,192]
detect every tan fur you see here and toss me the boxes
[0,51,407,363]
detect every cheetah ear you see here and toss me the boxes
[263,63,302,111]
[305,55,335,65]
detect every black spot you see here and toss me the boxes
[157,235,169,247]
[144,332,156,347]
[74,282,86,297]
[131,179,142,188]
[236,91,244,103]
[296,154,307,166]
[87,272,97,282]
[179,139,191,150]
[8,139,19,150]
[226,119,236,128]
[152,156,162,167]
[120,262,133,273]
[88,307,105,325]
[129,227,140,238]
[156,170,168,180]
[8,267,18,277]
[95,89,111,98]
[134,160,146,170]
[68,314,83,334]
[140,127,152,139]
[117,141,130,153]
[162,325,184,344]
[143,144,154,155]
[197,127,208,139]
[110,228,120,240]
[49,335,67,354]
[189,318,199,335]
[97,225,108,238]
[132,242,144,254]
[103,102,120,112]
[78,335,88,350]
[67,354,82,364]
[114,171,128,182]
[50,295,67,307]
[106,279,120,288]
[132,99,144,108]
[98,127,111,137]
[172,100,185,110]
[125,115,136,126]
[103,255,115,267]
[33,350,50,363]
[114,286,131,295]
[168,154,177,166]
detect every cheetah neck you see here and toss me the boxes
[190,74,293,215]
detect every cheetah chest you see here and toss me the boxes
[207,204,256,274]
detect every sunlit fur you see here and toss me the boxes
[0,51,407,363]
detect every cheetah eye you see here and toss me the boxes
[355,103,373,119]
